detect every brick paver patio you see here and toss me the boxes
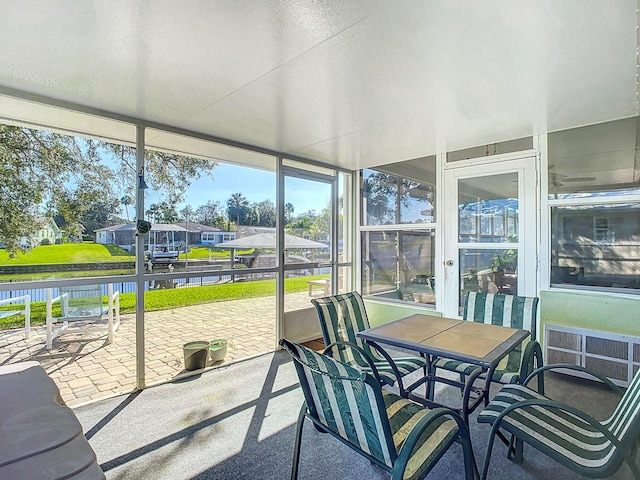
[0,291,314,407]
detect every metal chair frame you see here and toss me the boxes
[281,338,477,480]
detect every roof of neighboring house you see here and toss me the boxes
[34,216,62,231]
[149,224,187,232]
[174,222,225,233]
[216,233,325,249]
[241,226,275,235]
[94,223,187,233]
[94,223,135,233]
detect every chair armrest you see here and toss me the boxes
[365,340,410,388]
[0,295,30,306]
[45,291,64,316]
[280,339,368,382]
[518,340,544,388]
[487,397,639,477]
[394,407,474,480]
[323,340,382,384]
[523,364,624,396]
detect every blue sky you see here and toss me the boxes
[145,162,327,218]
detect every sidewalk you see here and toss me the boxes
[0,291,314,406]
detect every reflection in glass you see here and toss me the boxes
[361,230,435,305]
[551,204,640,291]
[337,266,352,294]
[362,169,398,225]
[361,157,436,226]
[338,172,352,263]
[548,117,640,200]
[284,176,331,265]
[458,173,518,243]
[447,137,533,162]
[459,248,519,313]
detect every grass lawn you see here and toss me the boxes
[0,269,134,282]
[0,244,256,281]
[0,243,134,265]
[0,243,254,264]
[0,274,329,330]
[179,246,254,260]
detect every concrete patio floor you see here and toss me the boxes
[0,291,314,407]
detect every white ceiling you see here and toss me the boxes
[0,0,636,171]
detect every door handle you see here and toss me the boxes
[445,260,454,266]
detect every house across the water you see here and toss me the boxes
[94,222,236,253]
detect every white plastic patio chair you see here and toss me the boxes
[46,284,120,349]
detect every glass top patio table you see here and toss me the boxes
[357,314,530,421]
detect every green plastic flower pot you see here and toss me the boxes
[209,339,227,363]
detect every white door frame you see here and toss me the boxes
[441,154,539,318]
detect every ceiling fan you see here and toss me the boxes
[548,165,597,187]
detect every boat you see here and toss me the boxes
[145,244,182,261]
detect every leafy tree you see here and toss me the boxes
[362,173,394,224]
[99,143,218,209]
[180,205,194,222]
[0,165,40,252]
[299,209,317,221]
[53,169,118,241]
[146,201,179,223]
[312,204,331,241]
[254,199,276,227]
[244,205,259,226]
[210,215,228,230]
[0,125,109,253]
[286,216,312,231]
[194,200,222,225]
[81,199,122,241]
[0,125,218,256]
[145,204,161,223]
[363,171,432,225]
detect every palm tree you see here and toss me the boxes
[227,193,249,231]
[285,202,294,224]
[120,195,133,221]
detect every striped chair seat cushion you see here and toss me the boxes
[383,390,459,480]
[477,384,617,472]
[432,358,521,384]
[432,357,482,377]
[371,356,427,386]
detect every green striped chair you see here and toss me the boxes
[280,338,476,480]
[478,364,640,480]
[311,292,427,397]
[433,292,543,391]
